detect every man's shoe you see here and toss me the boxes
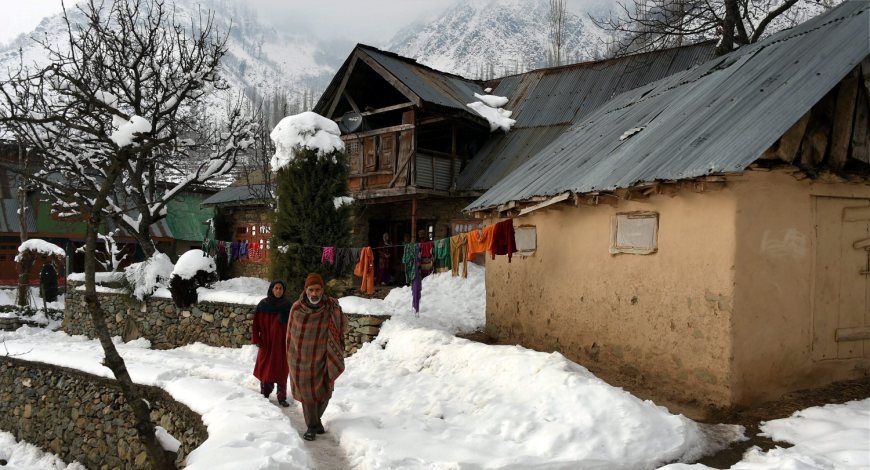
[278,399,290,408]
[303,429,316,441]
[315,424,325,434]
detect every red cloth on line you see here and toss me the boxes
[490,219,517,262]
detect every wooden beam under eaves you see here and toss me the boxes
[518,192,572,216]
[327,54,359,118]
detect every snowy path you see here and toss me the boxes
[282,406,351,470]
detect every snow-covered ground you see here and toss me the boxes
[0,432,84,470]
[2,265,865,469]
[340,262,486,334]
[662,398,870,470]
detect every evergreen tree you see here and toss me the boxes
[271,146,350,294]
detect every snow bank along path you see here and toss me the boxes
[0,328,310,469]
[326,317,734,469]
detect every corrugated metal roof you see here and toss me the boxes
[201,184,268,206]
[363,47,486,112]
[457,41,716,191]
[467,2,869,212]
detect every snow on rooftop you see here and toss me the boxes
[15,239,65,262]
[171,250,216,280]
[467,93,516,132]
[270,111,345,171]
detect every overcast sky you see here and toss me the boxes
[1,0,614,47]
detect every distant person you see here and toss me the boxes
[39,263,59,303]
[376,232,392,285]
[287,273,347,441]
[252,280,291,407]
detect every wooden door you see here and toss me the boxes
[812,197,870,360]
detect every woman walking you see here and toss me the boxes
[252,280,291,407]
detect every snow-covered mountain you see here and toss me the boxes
[387,0,614,78]
[0,0,341,114]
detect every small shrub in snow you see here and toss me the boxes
[169,250,217,308]
[124,253,174,301]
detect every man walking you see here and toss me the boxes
[286,273,347,441]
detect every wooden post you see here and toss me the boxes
[411,196,418,243]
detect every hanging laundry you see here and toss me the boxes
[433,238,452,272]
[321,246,335,265]
[240,241,248,258]
[419,241,434,277]
[449,233,468,278]
[353,247,375,295]
[491,220,518,262]
[231,241,240,261]
[467,225,495,256]
[402,243,419,285]
[412,265,422,314]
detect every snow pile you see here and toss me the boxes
[269,111,344,171]
[339,262,486,334]
[664,398,870,469]
[328,318,731,469]
[124,253,174,300]
[195,277,270,305]
[15,239,65,262]
[0,328,311,469]
[467,92,516,132]
[0,431,85,470]
[67,272,127,283]
[171,249,216,280]
[110,115,151,147]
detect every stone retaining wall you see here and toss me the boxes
[0,356,207,469]
[64,281,390,354]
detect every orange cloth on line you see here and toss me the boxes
[449,233,468,278]
[467,225,494,256]
[353,246,375,295]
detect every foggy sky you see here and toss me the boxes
[3,0,615,47]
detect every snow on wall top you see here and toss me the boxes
[269,111,344,171]
[171,250,216,280]
[15,239,66,262]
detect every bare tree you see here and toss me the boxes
[593,0,836,57]
[548,0,567,66]
[0,0,255,467]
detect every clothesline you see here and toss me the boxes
[203,220,518,315]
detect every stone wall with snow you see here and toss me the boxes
[0,356,206,468]
[63,280,389,354]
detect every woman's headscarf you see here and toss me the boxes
[256,280,292,324]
